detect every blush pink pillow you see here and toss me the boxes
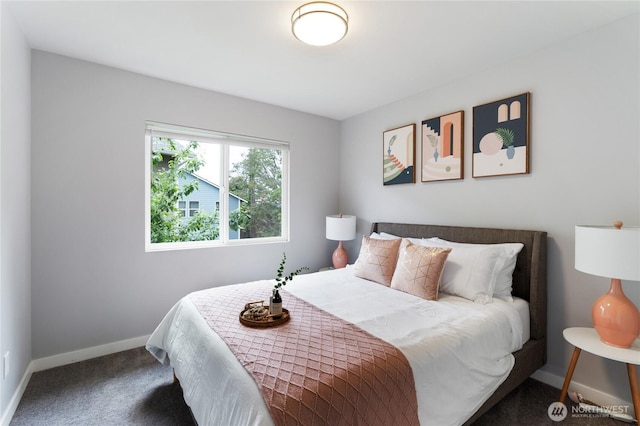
[391,241,451,300]
[354,236,402,286]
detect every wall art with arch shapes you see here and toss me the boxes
[421,110,464,182]
[473,92,530,178]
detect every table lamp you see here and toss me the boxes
[326,214,356,269]
[575,221,640,348]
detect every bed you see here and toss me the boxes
[146,222,547,425]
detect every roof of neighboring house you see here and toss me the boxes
[152,138,195,158]
[186,172,246,203]
[152,138,246,203]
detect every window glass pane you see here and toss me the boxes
[228,145,283,240]
[150,137,220,243]
[146,122,288,251]
[189,201,199,217]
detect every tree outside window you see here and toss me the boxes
[146,123,289,250]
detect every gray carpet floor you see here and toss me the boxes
[10,347,625,425]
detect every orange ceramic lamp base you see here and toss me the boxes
[592,278,640,348]
[332,241,348,269]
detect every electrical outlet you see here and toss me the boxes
[2,352,8,380]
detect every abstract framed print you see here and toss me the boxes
[421,110,464,182]
[383,123,416,185]
[472,92,530,178]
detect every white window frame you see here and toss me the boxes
[145,121,290,252]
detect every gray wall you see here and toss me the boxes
[340,14,639,405]
[0,5,32,418]
[31,51,340,358]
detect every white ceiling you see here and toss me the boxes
[6,1,639,120]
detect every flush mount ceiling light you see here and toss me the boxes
[291,2,348,47]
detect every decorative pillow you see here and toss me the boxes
[354,236,402,286]
[428,238,524,301]
[354,232,401,266]
[410,239,502,303]
[390,241,451,300]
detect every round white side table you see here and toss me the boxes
[558,327,640,419]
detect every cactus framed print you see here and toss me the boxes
[383,123,416,185]
[422,110,464,182]
[472,92,530,178]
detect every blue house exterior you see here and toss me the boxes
[178,173,244,240]
[152,138,245,240]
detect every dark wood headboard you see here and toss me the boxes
[370,223,548,340]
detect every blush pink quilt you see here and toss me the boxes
[189,281,420,426]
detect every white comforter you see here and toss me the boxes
[147,266,527,426]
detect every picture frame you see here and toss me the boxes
[383,123,416,185]
[421,110,464,182]
[472,92,530,178]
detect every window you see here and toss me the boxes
[178,200,199,218]
[145,121,290,251]
[188,201,200,217]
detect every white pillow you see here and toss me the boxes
[427,238,524,302]
[378,232,402,240]
[410,239,501,303]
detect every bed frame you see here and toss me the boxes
[370,222,547,424]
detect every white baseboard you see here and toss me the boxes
[31,334,151,372]
[0,334,151,426]
[0,362,33,426]
[532,368,636,419]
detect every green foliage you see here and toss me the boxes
[229,202,251,232]
[151,140,283,243]
[180,210,220,241]
[229,147,283,238]
[274,252,309,290]
[150,138,219,243]
[495,128,515,147]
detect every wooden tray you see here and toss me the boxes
[239,308,290,328]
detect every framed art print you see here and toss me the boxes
[383,123,416,185]
[472,92,530,178]
[422,110,464,182]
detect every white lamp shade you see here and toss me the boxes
[291,2,348,47]
[575,225,640,281]
[326,215,356,241]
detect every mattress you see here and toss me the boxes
[147,265,529,426]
